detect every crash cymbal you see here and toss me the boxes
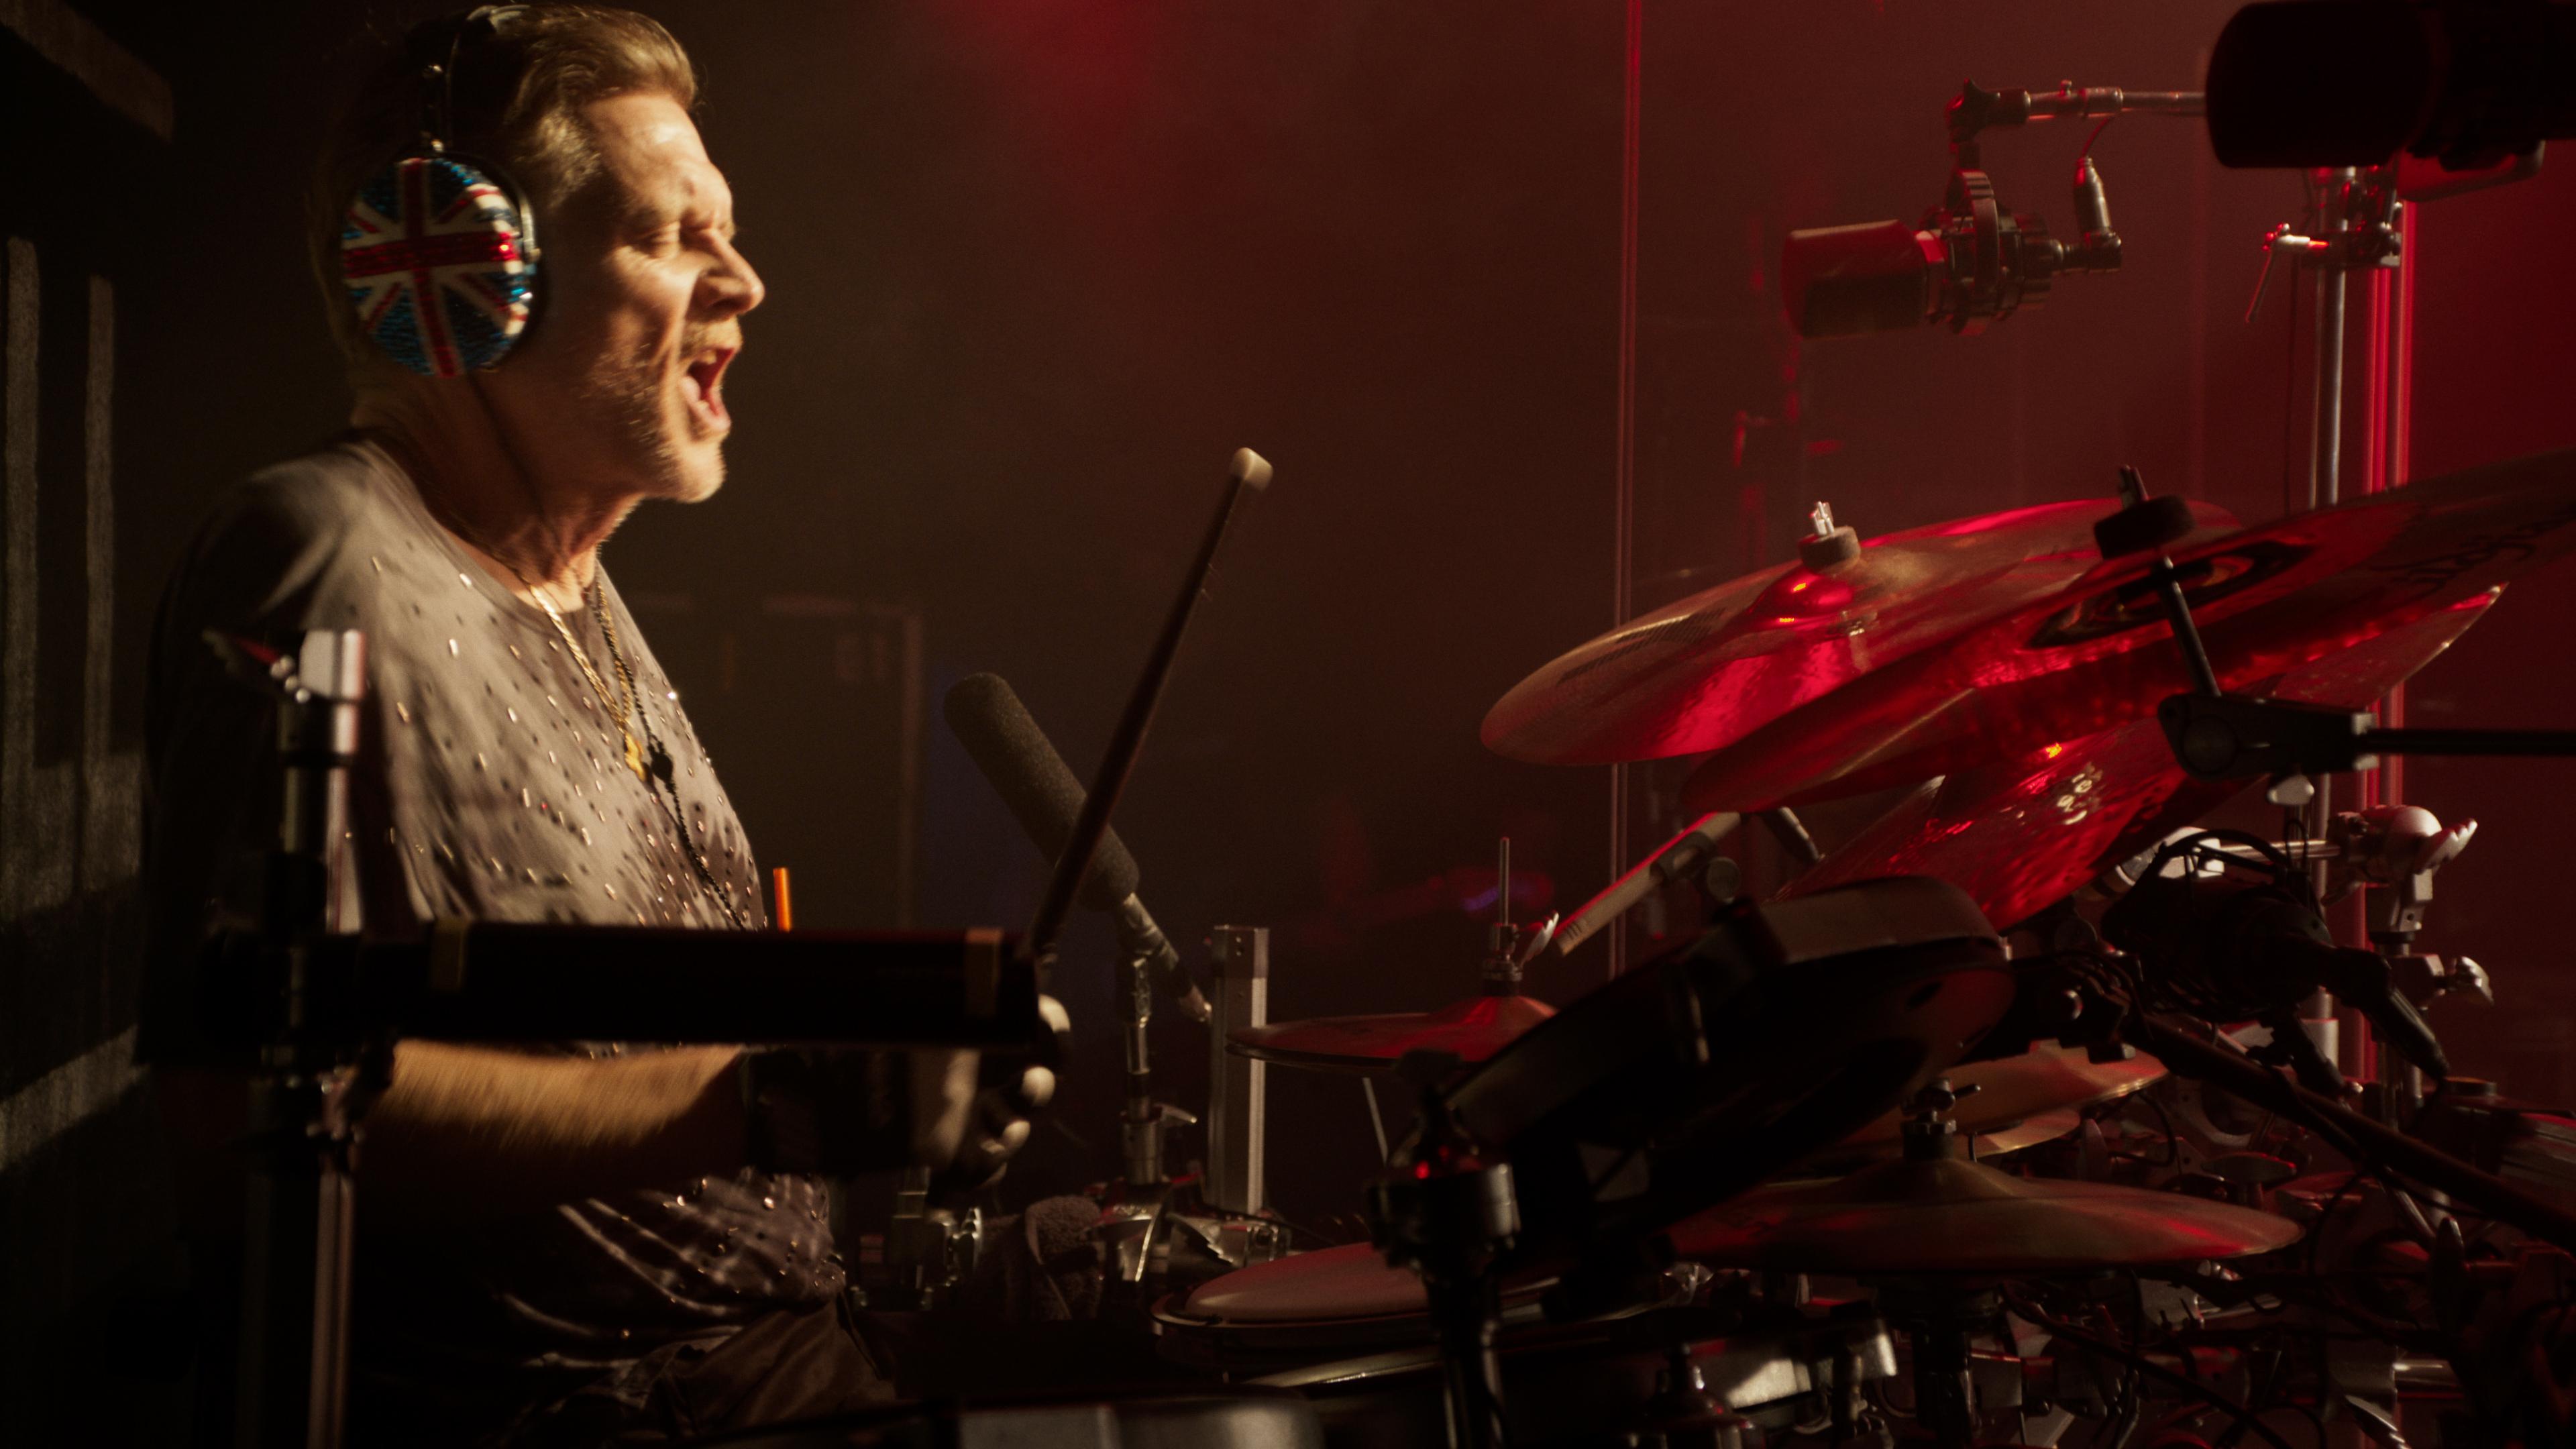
[1668,1154,2302,1273]
[1832,1043,2165,1156]
[1481,498,2240,766]
[1778,592,2495,930]
[1682,447,2576,812]
[1228,994,1556,1071]
[1972,1109,2084,1157]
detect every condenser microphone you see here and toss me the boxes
[1780,221,1945,339]
[945,673,1210,1023]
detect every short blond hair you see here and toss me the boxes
[309,4,700,388]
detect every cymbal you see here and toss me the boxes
[1228,994,1556,1071]
[1776,592,2495,930]
[1683,448,2576,812]
[1481,498,2239,766]
[1831,1044,2165,1156]
[1972,1109,2084,1157]
[1668,1155,2302,1273]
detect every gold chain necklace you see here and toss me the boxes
[506,562,651,782]
[417,490,747,926]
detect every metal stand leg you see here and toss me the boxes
[1424,1271,1509,1449]
[1205,926,1269,1214]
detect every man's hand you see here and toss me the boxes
[738,1046,1046,1185]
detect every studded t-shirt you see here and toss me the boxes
[141,435,841,1435]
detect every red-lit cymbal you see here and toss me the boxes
[1780,592,2496,930]
[1481,498,2241,766]
[1682,447,2576,812]
[1668,1155,2303,1273]
[1227,994,1556,1072]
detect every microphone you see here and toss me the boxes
[1779,221,1945,339]
[1780,160,2125,339]
[1552,812,1742,957]
[2101,868,2449,1083]
[2207,1,2576,171]
[944,673,1210,1024]
[1780,79,2186,339]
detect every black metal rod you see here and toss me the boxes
[2118,465,2226,699]
[1028,449,1271,965]
[1428,1274,1509,1449]
[2363,726,2576,758]
[2127,1014,2576,1254]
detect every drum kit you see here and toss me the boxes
[702,42,2576,1449]
[1089,445,2576,1449]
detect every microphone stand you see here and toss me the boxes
[1020,448,1271,1289]
[208,629,372,1449]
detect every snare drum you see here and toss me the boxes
[1151,1242,1565,1372]
[1155,1243,1894,1448]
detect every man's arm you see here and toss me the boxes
[358,1041,749,1225]
[160,1043,749,1233]
[162,1041,989,1233]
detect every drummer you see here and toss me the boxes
[139,7,1014,1443]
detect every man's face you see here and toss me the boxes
[500,91,763,504]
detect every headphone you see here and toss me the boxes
[339,6,541,377]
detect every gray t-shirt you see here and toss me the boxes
[142,435,840,1434]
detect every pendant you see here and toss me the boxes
[624,731,648,781]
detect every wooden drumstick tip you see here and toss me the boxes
[1230,447,1273,490]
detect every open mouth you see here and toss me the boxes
[680,343,737,433]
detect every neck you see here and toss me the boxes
[353,380,637,603]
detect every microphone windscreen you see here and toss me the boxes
[2206,1,2434,168]
[945,674,1142,911]
[1780,221,1937,339]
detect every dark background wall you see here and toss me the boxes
[5,1,2571,1439]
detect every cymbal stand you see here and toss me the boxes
[1369,1049,1519,1449]
[2088,468,2576,779]
[205,629,375,1449]
[1481,837,1557,997]
[1876,1082,1999,1449]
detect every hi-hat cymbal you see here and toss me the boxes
[1682,448,2576,812]
[1228,994,1556,1072]
[1481,498,2239,767]
[1668,1155,2302,1273]
[1777,593,2494,930]
[1831,1044,2165,1157]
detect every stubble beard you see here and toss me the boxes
[576,323,724,502]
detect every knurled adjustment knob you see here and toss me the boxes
[1797,500,1862,570]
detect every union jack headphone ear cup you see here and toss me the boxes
[341,151,539,377]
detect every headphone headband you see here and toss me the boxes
[420,5,528,155]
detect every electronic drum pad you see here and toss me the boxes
[1443,875,2015,1275]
